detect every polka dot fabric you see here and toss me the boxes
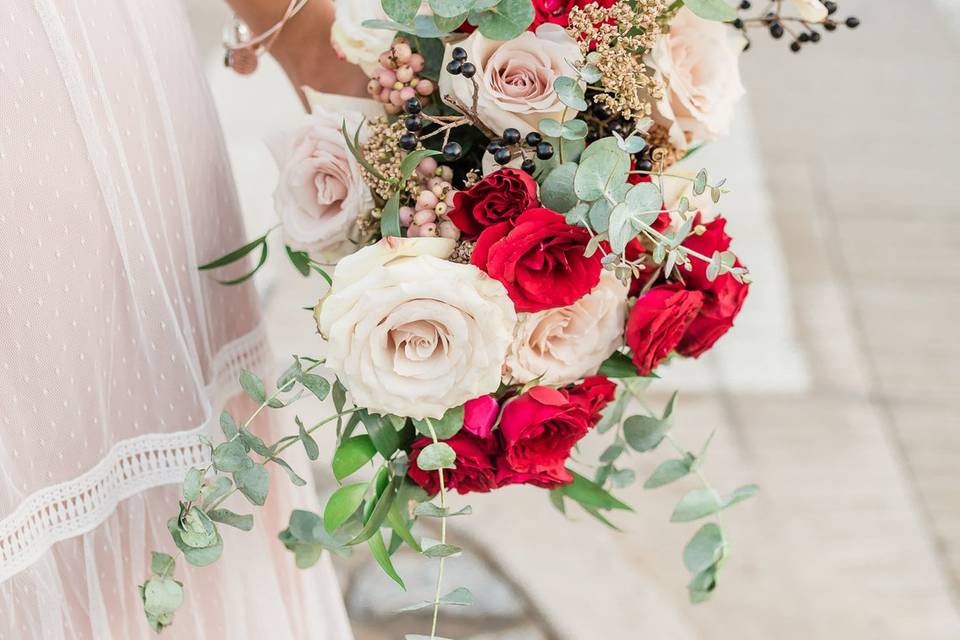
[0,1,352,637]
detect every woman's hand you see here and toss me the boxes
[227,0,370,108]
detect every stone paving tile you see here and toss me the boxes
[834,217,960,282]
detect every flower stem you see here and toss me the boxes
[425,418,448,640]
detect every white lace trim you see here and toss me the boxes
[0,326,271,584]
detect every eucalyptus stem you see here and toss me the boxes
[425,417,449,640]
[239,360,325,433]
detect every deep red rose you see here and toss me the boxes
[472,208,602,313]
[498,386,591,482]
[530,0,618,28]
[449,168,539,238]
[496,464,573,489]
[675,214,750,357]
[567,376,617,426]
[626,285,703,376]
[408,431,498,496]
[463,395,499,439]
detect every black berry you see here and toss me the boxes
[403,97,422,114]
[442,142,463,161]
[824,1,838,14]
[525,131,543,147]
[461,62,477,79]
[404,115,423,132]
[536,141,554,161]
[809,30,821,43]
[733,18,744,29]
[845,16,860,28]
[770,22,784,39]
[486,140,504,154]
[591,103,612,120]
[798,32,810,43]
[521,158,537,175]
[824,19,837,31]
[790,41,802,52]
[502,128,521,145]
[452,47,468,62]
[739,0,751,8]
[399,133,419,151]
[636,158,654,173]
[494,148,512,165]
[445,60,463,75]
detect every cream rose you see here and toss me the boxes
[789,0,828,22]
[503,271,629,386]
[440,24,583,136]
[317,237,517,420]
[267,108,373,257]
[648,8,745,147]
[330,0,396,75]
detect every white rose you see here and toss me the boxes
[440,24,583,136]
[504,271,628,386]
[317,237,517,420]
[789,0,828,22]
[267,108,373,257]
[649,8,745,147]
[330,0,396,75]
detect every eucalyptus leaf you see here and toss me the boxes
[693,168,708,195]
[670,488,723,522]
[470,0,534,40]
[299,419,320,461]
[182,467,203,502]
[142,577,184,616]
[272,456,308,487]
[150,551,176,577]
[683,523,726,575]
[200,476,233,509]
[643,457,693,489]
[553,76,587,111]
[239,369,266,404]
[382,0,421,23]
[682,0,737,22]
[562,118,588,141]
[207,508,254,531]
[413,406,465,440]
[423,542,463,558]
[574,137,630,202]
[623,414,670,452]
[299,373,331,401]
[428,0,474,18]
[212,440,252,473]
[413,503,473,518]
[540,163,579,213]
[168,516,223,567]
[416,442,457,471]
[579,63,601,83]
[538,118,564,138]
[235,463,269,506]
[219,411,239,439]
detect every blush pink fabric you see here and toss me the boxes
[0,1,352,638]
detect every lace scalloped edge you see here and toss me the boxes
[0,325,271,584]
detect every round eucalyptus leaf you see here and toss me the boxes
[470,0,534,40]
[429,0,475,18]
[142,577,184,616]
[553,76,588,112]
[538,118,564,138]
[541,162,580,214]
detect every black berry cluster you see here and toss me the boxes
[397,92,463,162]
[733,0,860,54]
[486,128,553,175]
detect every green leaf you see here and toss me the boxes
[219,411,239,439]
[609,468,635,488]
[198,232,270,271]
[413,406,465,440]
[207,508,254,531]
[560,470,633,511]
[324,482,368,533]
[574,137,630,202]
[644,457,693,489]
[299,420,320,461]
[360,410,402,459]
[239,427,273,457]
[349,475,401,545]
[387,501,422,552]
[332,380,347,413]
[142,576,184,616]
[272,457,308,486]
[578,503,622,530]
[428,0,474,17]
[398,587,473,612]
[423,542,463,558]
[623,414,670,452]
[383,0,421,23]
[413,503,473,518]
[553,76,587,111]
[400,149,442,178]
[150,551,176,577]
[565,202,590,228]
[540,162,579,213]
[562,118,589,141]
[239,369,266,404]
[167,516,223,567]
[723,484,760,509]
[416,442,457,471]
[200,476,233,509]
[688,565,719,604]
[432,11,468,32]
[579,63,601,83]
[538,118,564,138]
[285,246,311,276]
[683,0,737,22]
[333,435,378,481]
[670,488,723,522]
[548,489,566,514]
[234,463,269,506]
[598,351,640,378]
[470,0,534,40]
[683,523,726,575]
[368,530,406,589]
[212,440,252,473]
[599,444,624,464]
[299,373,331,401]
[381,191,402,239]
[182,467,203,502]
[693,168,708,195]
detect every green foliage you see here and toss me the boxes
[416,442,457,471]
[207,508,254,531]
[413,406,465,440]
[682,0,737,22]
[381,191,402,239]
[553,76,587,111]
[423,542,463,558]
[235,463,270,506]
[383,0,421,23]
[279,510,351,568]
[285,246,311,276]
[360,410,403,459]
[598,351,641,379]
[197,227,274,286]
[324,482,368,534]
[414,503,473,518]
[333,435,378,481]
[219,411,239,439]
[644,456,694,489]
[559,470,632,512]
[540,162,579,213]
[212,439,252,473]
[298,419,320,460]
[182,467,203,502]
[623,392,677,452]
[239,369,267,404]
[574,137,630,202]
[468,0,535,40]
[168,510,223,567]
[369,530,406,588]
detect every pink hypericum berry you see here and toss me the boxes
[415,79,435,96]
[417,157,438,177]
[410,54,425,73]
[438,220,461,240]
[413,209,437,225]
[378,70,397,88]
[406,224,422,237]
[396,66,414,83]
[420,222,438,237]
[399,206,415,226]
[416,190,439,210]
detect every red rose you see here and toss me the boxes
[472,208,602,313]
[497,386,591,485]
[462,395,499,439]
[568,376,617,426]
[449,168,539,238]
[530,0,618,28]
[626,285,703,376]
[408,431,498,496]
[675,214,750,357]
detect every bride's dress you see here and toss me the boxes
[0,1,352,638]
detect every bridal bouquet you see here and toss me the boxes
[141,0,859,634]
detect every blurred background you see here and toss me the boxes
[184,1,960,638]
